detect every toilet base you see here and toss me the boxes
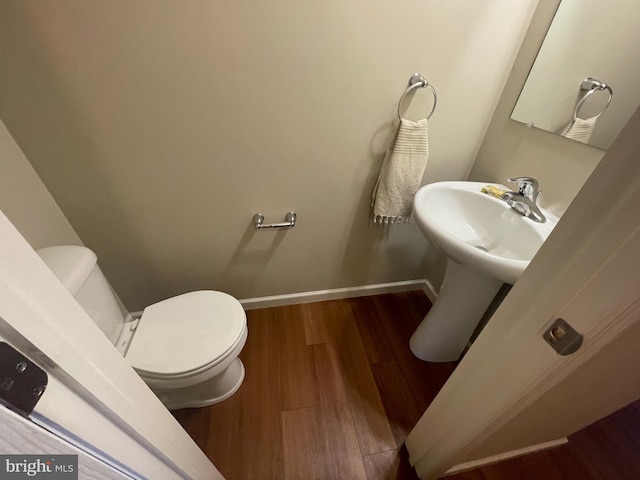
[152,358,246,410]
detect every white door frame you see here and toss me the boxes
[406,109,640,478]
[0,210,223,479]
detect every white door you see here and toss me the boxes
[0,210,223,479]
[0,402,130,479]
[406,111,640,477]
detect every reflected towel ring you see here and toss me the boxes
[397,73,438,122]
[573,77,613,121]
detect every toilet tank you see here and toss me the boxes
[36,246,129,345]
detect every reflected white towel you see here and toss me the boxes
[561,117,597,144]
[371,118,429,224]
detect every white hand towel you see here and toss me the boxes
[560,117,597,144]
[371,118,429,224]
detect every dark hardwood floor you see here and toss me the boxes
[173,291,456,479]
[173,291,640,479]
[448,399,640,480]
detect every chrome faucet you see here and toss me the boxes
[503,177,546,223]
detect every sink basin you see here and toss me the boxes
[409,181,557,362]
[413,181,556,284]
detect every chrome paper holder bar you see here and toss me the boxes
[253,211,296,230]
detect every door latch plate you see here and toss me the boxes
[0,342,47,416]
[543,318,583,356]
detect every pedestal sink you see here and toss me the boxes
[410,181,557,362]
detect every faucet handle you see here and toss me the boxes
[507,176,540,198]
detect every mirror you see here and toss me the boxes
[511,0,640,150]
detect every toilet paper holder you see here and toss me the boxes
[253,211,296,230]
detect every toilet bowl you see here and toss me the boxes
[36,245,247,410]
[126,290,247,409]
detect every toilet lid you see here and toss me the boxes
[126,291,246,376]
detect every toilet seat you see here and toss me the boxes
[125,290,246,378]
[134,325,247,382]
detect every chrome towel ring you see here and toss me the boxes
[573,77,613,121]
[397,73,438,122]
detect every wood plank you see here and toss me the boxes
[444,468,487,480]
[282,406,325,480]
[393,290,432,325]
[313,342,367,480]
[174,294,640,480]
[546,446,596,480]
[347,295,397,364]
[302,299,354,345]
[372,292,457,396]
[340,343,397,454]
[351,292,418,365]
[446,401,640,480]
[362,448,419,480]
[476,451,568,480]
[371,361,432,446]
[232,308,284,480]
[275,304,317,411]
[309,299,396,454]
[449,449,586,480]
[566,415,640,479]
[170,405,213,456]
[351,291,456,421]
[174,307,284,480]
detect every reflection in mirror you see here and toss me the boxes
[510,0,640,150]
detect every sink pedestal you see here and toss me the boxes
[410,259,502,362]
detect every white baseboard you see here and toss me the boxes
[444,438,569,476]
[239,279,437,310]
[128,280,437,314]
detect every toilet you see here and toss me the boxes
[36,245,248,410]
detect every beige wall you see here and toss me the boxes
[0,118,81,249]
[0,0,537,310]
[469,0,605,217]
